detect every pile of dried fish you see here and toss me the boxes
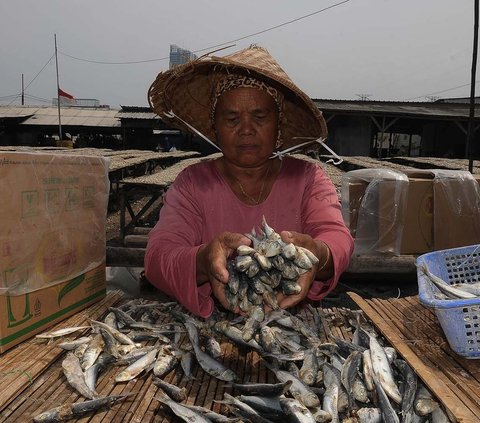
[225,216,319,314]
[32,297,453,423]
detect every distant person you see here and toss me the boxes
[144,45,354,317]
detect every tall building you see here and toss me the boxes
[169,44,197,69]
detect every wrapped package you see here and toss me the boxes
[0,151,110,352]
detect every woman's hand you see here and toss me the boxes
[196,232,250,311]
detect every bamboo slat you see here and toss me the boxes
[349,292,480,423]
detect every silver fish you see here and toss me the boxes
[368,334,402,404]
[217,393,274,423]
[279,397,316,423]
[90,320,136,346]
[81,333,105,371]
[356,407,382,423]
[182,403,242,423]
[236,255,254,272]
[417,262,476,299]
[154,394,212,423]
[185,321,238,382]
[414,385,439,416]
[243,305,264,342]
[84,352,115,393]
[57,336,92,351]
[153,344,178,378]
[362,349,375,392]
[340,350,362,410]
[394,359,417,418]
[227,380,293,397]
[36,326,89,339]
[61,352,97,400]
[115,348,158,382]
[299,349,319,386]
[293,247,314,270]
[269,367,320,408]
[373,378,400,423]
[214,321,263,352]
[239,395,283,420]
[152,375,187,402]
[32,395,128,423]
[237,245,256,256]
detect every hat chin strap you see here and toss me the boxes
[272,137,343,165]
[164,110,222,152]
[164,110,343,166]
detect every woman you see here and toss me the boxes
[145,45,353,318]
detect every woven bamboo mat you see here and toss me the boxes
[349,292,480,423]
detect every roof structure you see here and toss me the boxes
[0,105,120,127]
[314,99,480,120]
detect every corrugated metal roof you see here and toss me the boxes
[14,106,120,127]
[116,111,159,120]
[0,106,40,119]
[314,100,480,119]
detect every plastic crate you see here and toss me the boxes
[417,244,480,359]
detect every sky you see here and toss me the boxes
[0,0,477,109]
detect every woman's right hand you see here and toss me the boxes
[196,232,251,311]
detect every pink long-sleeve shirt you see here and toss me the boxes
[144,156,353,318]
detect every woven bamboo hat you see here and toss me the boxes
[148,45,327,151]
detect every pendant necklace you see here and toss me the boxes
[235,162,272,205]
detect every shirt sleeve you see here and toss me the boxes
[301,163,354,301]
[143,169,214,318]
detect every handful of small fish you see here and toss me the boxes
[32,298,453,423]
[225,216,319,314]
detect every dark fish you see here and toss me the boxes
[32,395,128,422]
[227,380,293,397]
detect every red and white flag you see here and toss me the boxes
[58,88,75,102]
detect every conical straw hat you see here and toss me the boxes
[148,45,327,151]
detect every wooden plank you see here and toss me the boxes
[369,297,480,415]
[349,292,480,422]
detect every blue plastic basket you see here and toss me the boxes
[417,244,480,359]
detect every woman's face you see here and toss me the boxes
[213,87,278,168]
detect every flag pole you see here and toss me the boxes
[54,33,63,141]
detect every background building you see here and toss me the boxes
[169,44,197,69]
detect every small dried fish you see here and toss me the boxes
[115,348,158,382]
[152,376,187,402]
[32,395,129,422]
[57,336,92,351]
[154,394,211,423]
[36,326,89,339]
[61,352,97,400]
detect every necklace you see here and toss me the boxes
[235,162,272,205]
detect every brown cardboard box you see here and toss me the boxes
[344,169,480,255]
[344,171,433,255]
[382,172,434,255]
[0,264,105,353]
[0,151,109,352]
[433,173,480,250]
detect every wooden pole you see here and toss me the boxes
[54,34,62,141]
[467,0,479,172]
[21,74,24,105]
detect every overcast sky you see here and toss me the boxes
[0,0,476,109]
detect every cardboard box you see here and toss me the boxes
[433,172,480,250]
[0,264,105,353]
[343,169,480,255]
[0,151,110,352]
[379,173,434,255]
